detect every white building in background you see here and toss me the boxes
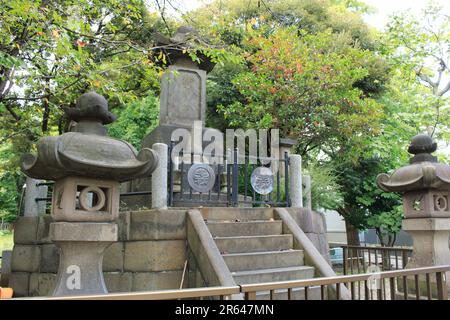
[322,209,347,244]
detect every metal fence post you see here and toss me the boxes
[232,148,239,207]
[168,141,174,206]
[284,152,290,206]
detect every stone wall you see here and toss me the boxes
[282,208,331,262]
[9,209,188,297]
[8,207,330,297]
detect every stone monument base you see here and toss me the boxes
[402,218,450,295]
[50,222,117,296]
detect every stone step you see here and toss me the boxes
[202,207,274,221]
[223,250,304,272]
[232,266,315,284]
[207,220,282,237]
[255,286,322,300]
[214,235,293,254]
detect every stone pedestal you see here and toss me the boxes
[289,155,303,208]
[50,222,117,296]
[303,175,312,210]
[402,218,450,294]
[151,143,168,209]
[279,138,296,177]
[377,134,450,298]
[23,178,48,216]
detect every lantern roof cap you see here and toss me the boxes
[377,134,450,192]
[21,92,158,182]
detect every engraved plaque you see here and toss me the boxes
[251,167,274,195]
[187,164,216,193]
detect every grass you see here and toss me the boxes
[0,231,14,251]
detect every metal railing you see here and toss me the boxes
[14,286,241,300]
[168,143,290,207]
[12,265,449,300]
[241,265,449,300]
[332,244,413,275]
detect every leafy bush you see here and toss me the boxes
[108,94,159,149]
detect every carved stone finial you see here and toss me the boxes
[408,134,437,163]
[64,91,117,125]
[152,26,215,73]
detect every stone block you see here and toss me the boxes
[132,271,184,291]
[311,211,326,234]
[36,215,53,244]
[129,209,186,240]
[104,272,132,293]
[305,233,321,252]
[283,208,314,233]
[120,195,152,211]
[103,242,124,272]
[40,244,60,273]
[13,217,39,244]
[124,240,186,272]
[29,273,57,297]
[9,272,30,297]
[117,211,130,241]
[402,218,450,231]
[11,245,41,272]
[50,222,118,242]
[318,234,329,255]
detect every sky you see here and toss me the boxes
[173,0,450,30]
[361,0,450,30]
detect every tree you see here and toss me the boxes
[0,0,168,221]
[190,0,400,245]
[0,0,238,221]
[384,1,450,142]
[108,94,159,148]
[219,26,384,158]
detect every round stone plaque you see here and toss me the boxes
[251,167,274,195]
[187,164,216,193]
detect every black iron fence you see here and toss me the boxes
[168,143,290,207]
[329,243,414,275]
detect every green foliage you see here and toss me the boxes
[219,26,384,158]
[367,205,403,246]
[108,94,159,148]
[304,162,344,211]
[383,1,450,144]
[0,232,14,252]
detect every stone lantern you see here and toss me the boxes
[21,92,158,296]
[377,134,450,294]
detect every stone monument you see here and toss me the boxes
[377,134,450,295]
[142,26,216,148]
[125,26,221,208]
[21,91,158,296]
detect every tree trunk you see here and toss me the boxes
[345,219,360,246]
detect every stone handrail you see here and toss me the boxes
[186,209,238,291]
[275,208,351,300]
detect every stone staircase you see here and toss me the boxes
[203,207,321,299]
